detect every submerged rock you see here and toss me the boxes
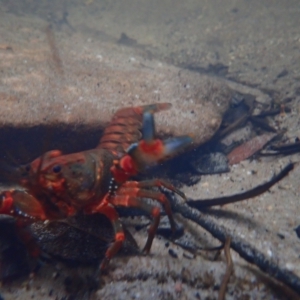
[192,152,229,174]
[0,14,232,147]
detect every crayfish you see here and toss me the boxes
[0,103,192,272]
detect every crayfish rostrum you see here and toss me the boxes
[0,103,192,272]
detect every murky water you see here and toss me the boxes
[1,1,300,299]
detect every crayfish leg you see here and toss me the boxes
[123,179,187,200]
[91,200,125,271]
[0,191,48,273]
[0,190,47,225]
[109,194,162,254]
[110,179,181,254]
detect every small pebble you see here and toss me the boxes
[183,252,195,260]
[174,280,182,293]
[168,248,178,258]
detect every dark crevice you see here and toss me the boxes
[0,124,103,165]
[0,124,106,184]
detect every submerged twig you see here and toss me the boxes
[45,25,64,76]
[215,114,250,140]
[170,189,300,295]
[187,163,294,208]
[250,116,277,132]
[261,141,300,156]
[218,237,233,300]
[253,107,291,118]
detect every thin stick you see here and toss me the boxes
[45,25,64,76]
[218,237,233,300]
[187,163,294,209]
[170,192,300,295]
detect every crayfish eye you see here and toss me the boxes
[20,164,31,177]
[52,165,61,173]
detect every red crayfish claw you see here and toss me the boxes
[111,107,193,183]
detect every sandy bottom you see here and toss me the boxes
[1,0,300,299]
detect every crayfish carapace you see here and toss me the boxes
[0,103,193,271]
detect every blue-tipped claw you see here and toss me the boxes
[126,107,193,172]
[142,111,155,143]
[162,136,193,157]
